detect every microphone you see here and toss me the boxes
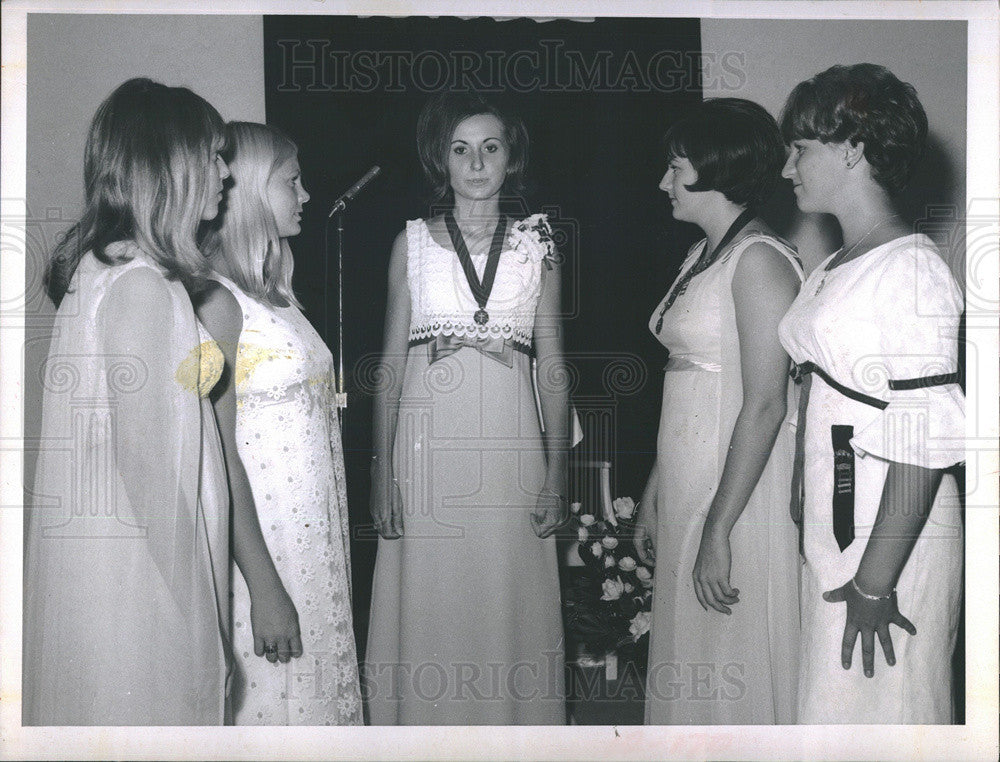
[328,165,381,217]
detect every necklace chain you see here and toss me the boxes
[814,214,899,295]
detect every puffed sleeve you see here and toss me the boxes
[850,238,965,468]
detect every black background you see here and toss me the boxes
[261,18,962,723]
[263,15,704,657]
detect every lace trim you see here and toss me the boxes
[236,375,333,412]
[409,320,533,346]
[405,219,541,350]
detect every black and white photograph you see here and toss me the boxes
[1,0,997,759]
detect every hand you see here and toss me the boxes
[250,582,303,664]
[633,502,657,567]
[370,463,403,539]
[692,524,740,614]
[530,489,568,538]
[824,580,916,678]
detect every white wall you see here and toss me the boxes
[700,19,967,279]
[24,13,265,487]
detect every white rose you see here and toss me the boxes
[570,501,582,514]
[603,555,616,568]
[623,582,635,593]
[613,497,636,519]
[577,527,589,543]
[618,556,637,572]
[579,514,596,526]
[601,577,625,601]
[629,611,651,640]
[601,536,619,550]
[589,541,603,558]
[635,566,654,587]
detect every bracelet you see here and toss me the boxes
[851,577,894,601]
[539,488,566,501]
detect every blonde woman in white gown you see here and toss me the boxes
[199,122,363,725]
[24,80,298,725]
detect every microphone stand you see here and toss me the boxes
[324,165,379,435]
[325,210,348,435]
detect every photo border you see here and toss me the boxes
[1,1,996,759]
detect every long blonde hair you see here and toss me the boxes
[203,121,301,307]
[46,78,225,305]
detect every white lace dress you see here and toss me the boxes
[213,274,363,726]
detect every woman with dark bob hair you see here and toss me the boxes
[634,98,803,724]
[778,63,964,723]
[365,92,569,724]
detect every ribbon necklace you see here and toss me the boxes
[654,206,756,334]
[444,211,507,326]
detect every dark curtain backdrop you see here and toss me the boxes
[263,15,703,657]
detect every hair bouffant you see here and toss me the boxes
[663,97,786,209]
[416,91,529,204]
[780,63,928,195]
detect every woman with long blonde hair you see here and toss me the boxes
[199,122,363,725]
[24,79,298,725]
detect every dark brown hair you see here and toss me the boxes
[416,92,529,204]
[663,97,785,209]
[780,63,928,195]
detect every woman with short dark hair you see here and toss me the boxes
[635,97,803,724]
[779,63,964,724]
[364,91,568,724]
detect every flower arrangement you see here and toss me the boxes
[562,497,654,656]
[507,213,556,266]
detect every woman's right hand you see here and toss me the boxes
[370,462,404,539]
[634,499,657,566]
[250,582,303,664]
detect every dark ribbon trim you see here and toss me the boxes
[831,424,856,551]
[443,212,507,312]
[788,361,960,530]
[655,207,757,332]
[888,372,960,390]
[792,361,888,410]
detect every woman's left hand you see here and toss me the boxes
[823,581,916,678]
[250,582,303,664]
[692,525,740,614]
[531,489,568,538]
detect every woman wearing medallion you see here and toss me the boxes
[365,92,568,725]
[23,80,299,725]
[778,64,964,724]
[634,98,803,724]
